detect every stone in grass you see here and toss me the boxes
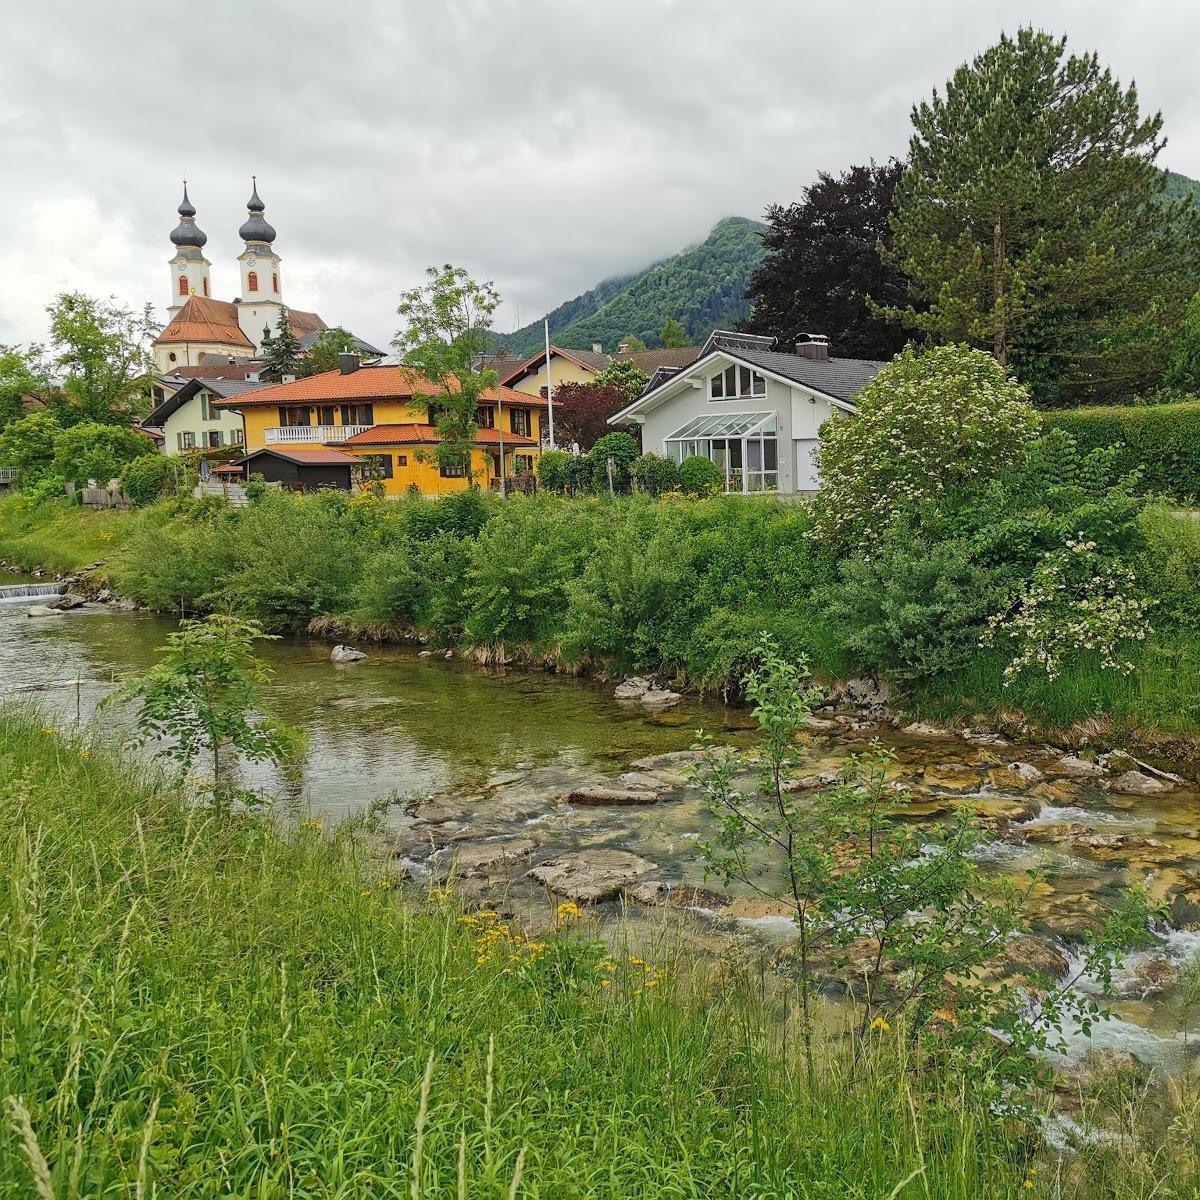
[330,644,367,663]
[528,849,657,903]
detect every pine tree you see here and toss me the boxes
[262,307,301,379]
[882,27,1200,405]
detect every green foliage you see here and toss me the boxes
[0,344,47,432]
[536,448,571,493]
[503,217,766,355]
[298,326,362,377]
[827,539,1007,680]
[118,454,180,505]
[588,431,640,491]
[619,333,647,353]
[814,344,1040,548]
[50,420,157,489]
[1136,504,1200,631]
[107,614,301,789]
[631,452,679,496]
[883,29,1200,405]
[395,265,500,482]
[261,305,301,378]
[1043,400,1200,501]
[45,292,158,421]
[678,455,723,496]
[0,411,61,485]
[593,359,650,403]
[660,317,688,347]
[1165,290,1200,393]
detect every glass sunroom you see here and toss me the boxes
[664,411,778,493]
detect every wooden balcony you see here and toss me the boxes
[264,425,370,445]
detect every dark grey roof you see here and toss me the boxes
[297,330,384,356]
[145,376,269,426]
[170,182,207,248]
[239,178,276,243]
[733,348,886,404]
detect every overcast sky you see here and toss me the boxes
[2,0,1198,352]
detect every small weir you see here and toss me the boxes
[0,582,66,604]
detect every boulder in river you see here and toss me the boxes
[330,644,367,663]
[625,881,728,909]
[920,763,983,793]
[567,783,662,806]
[432,836,540,880]
[1054,754,1103,778]
[1003,935,1070,979]
[630,750,706,772]
[902,721,949,737]
[641,688,682,709]
[26,605,64,617]
[614,677,653,700]
[1108,770,1168,796]
[528,849,657,902]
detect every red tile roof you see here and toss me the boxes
[155,296,254,349]
[240,447,360,466]
[342,423,537,448]
[213,365,544,408]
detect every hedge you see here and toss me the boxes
[1042,401,1200,501]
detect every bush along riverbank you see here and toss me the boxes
[4,707,1199,1197]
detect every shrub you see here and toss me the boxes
[1136,504,1200,631]
[1042,401,1200,500]
[563,454,593,495]
[119,454,178,505]
[0,410,61,485]
[631,452,679,496]
[678,456,723,496]
[406,489,494,541]
[826,540,1008,680]
[588,431,640,492]
[815,344,1039,547]
[51,421,157,489]
[537,449,572,493]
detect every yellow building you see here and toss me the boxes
[215,356,545,496]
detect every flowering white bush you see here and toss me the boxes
[982,536,1152,683]
[814,344,1040,547]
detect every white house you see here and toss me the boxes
[607,330,887,494]
[144,378,265,455]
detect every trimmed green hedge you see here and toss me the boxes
[1042,401,1200,500]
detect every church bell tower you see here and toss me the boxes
[166,182,211,318]
[236,177,284,351]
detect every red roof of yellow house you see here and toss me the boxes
[342,423,538,447]
[213,364,546,408]
[156,296,254,349]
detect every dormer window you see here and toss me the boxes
[711,363,766,400]
[247,271,259,293]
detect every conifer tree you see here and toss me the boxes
[882,28,1200,405]
[262,306,301,379]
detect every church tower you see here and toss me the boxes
[166,183,211,318]
[235,177,284,352]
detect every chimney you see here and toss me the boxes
[617,341,629,354]
[795,334,829,361]
[339,352,361,375]
[592,342,603,354]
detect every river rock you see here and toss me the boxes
[962,728,1009,747]
[52,591,88,610]
[630,750,706,772]
[1008,761,1045,783]
[1108,770,1168,796]
[626,881,728,909]
[641,688,682,709]
[920,764,983,793]
[782,769,840,794]
[903,721,949,737]
[1070,832,1168,862]
[1003,936,1070,979]
[840,676,890,710]
[432,836,540,880]
[968,795,1041,823]
[1132,955,1175,996]
[26,605,64,617]
[330,644,367,663]
[1054,754,1103,778]
[618,770,675,792]
[567,783,662,806]
[803,715,838,731]
[1029,779,1084,805]
[528,849,657,902]
[614,677,653,700]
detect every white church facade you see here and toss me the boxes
[153,180,327,373]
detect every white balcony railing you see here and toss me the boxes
[264,425,370,445]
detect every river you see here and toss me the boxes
[2,589,1199,1074]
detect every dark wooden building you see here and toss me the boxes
[235,447,359,491]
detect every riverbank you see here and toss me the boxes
[3,714,1195,1196]
[3,490,1200,763]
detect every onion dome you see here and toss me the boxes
[169,181,207,248]
[238,175,276,244]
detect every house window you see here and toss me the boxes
[179,431,196,450]
[475,405,495,428]
[207,430,222,449]
[440,456,469,478]
[710,364,766,400]
[200,393,220,421]
[396,454,408,467]
[513,454,535,473]
[178,275,189,297]
[510,408,531,437]
[247,271,259,293]
[360,454,393,480]
[230,428,244,445]
[316,405,335,425]
[340,403,374,426]
[664,412,778,494]
[280,406,312,427]
[272,273,278,292]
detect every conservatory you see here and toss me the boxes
[663,411,778,494]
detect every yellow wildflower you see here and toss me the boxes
[299,819,323,832]
[1023,1182,1034,1191]
[360,889,372,898]
[870,1016,891,1034]
[628,956,644,966]
[556,901,581,920]
[79,750,92,761]
[40,727,57,736]
[600,979,611,988]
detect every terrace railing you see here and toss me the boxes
[264,425,371,445]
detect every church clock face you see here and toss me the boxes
[246,256,257,268]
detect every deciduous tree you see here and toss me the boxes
[745,161,910,360]
[660,317,689,348]
[594,359,649,404]
[553,381,630,450]
[298,326,360,377]
[0,344,48,432]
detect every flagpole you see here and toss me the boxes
[544,319,555,448]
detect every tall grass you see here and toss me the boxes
[0,714,1048,1197]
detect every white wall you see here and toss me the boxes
[237,248,283,351]
[167,252,211,318]
[160,389,247,456]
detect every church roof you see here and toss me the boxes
[286,309,328,339]
[155,296,254,350]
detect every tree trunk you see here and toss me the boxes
[992,215,1007,366]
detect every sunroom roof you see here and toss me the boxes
[664,411,776,440]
